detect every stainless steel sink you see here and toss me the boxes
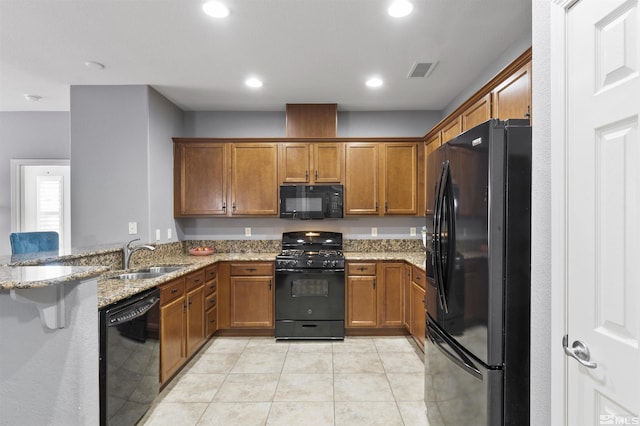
[111,272,166,280]
[138,265,187,274]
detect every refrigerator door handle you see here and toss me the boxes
[428,319,481,380]
[434,161,450,313]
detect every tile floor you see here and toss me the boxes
[139,336,429,425]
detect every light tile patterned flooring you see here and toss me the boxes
[140,336,429,426]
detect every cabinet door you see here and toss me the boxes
[425,137,443,216]
[345,143,379,215]
[313,143,343,183]
[160,296,186,383]
[231,143,279,215]
[229,276,273,327]
[441,116,462,144]
[346,275,377,327]
[382,143,417,215]
[491,61,532,122]
[410,281,426,351]
[174,143,227,216]
[186,285,205,356]
[279,143,311,183]
[378,262,405,327]
[462,93,491,132]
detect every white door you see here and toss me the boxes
[562,0,640,424]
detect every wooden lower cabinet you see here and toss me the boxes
[204,265,218,337]
[228,262,274,328]
[410,266,427,351]
[159,269,206,384]
[378,262,405,327]
[159,277,186,384]
[346,261,406,329]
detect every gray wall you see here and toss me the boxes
[531,1,551,424]
[70,85,151,247]
[148,87,184,244]
[0,112,70,255]
[182,110,440,138]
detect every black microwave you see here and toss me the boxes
[279,185,343,219]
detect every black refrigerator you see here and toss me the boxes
[424,119,531,425]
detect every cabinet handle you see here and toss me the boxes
[269,280,272,290]
[373,278,376,289]
[375,202,379,212]
[246,268,256,272]
[210,284,216,290]
[193,278,201,284]
[315,170,318,180]
[305,170,309,180]
[385,202,388,212]
[525,105,531,119]
[210,319,216,324]
[358,267,366,271]
[232,202,236,212]
[222,201,226,211]
[171,288,178,294]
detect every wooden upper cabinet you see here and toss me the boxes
[314,143,343,183]
[462,93,492,132]
[230,143,279,215]
[174,142,227,216]
[491,61,532,122]
[279,143,310,183]
[279,142,343,184]
[441,116,462,144]
[345,143,379,215]
[285,104,337,138]
[382,143,417,215]
[425,137,441,216]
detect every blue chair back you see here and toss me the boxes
[9,231,59,255]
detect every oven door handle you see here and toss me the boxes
[276,268,345,273]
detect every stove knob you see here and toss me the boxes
[331,260,338,267]
[307,259,314,266]
[322,260,330,267]
[307,309,313,315]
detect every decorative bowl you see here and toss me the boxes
[189,247,214,256]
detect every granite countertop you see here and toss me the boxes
[0,265,110,289]
[97,251,426,308]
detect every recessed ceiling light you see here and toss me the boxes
[245,78,263,88]
[388,0,413,18]
[202,1,230,18]
[366,77,383,88]
[84,61,105,70]
[23,94,42,102]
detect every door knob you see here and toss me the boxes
[562,335,597,369]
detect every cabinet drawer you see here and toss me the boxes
[205,280,217,297]
[186,269,205,291]
[230,263,273,276]
[347,262,377,276]
[205,266,218,282]
[206,306,217,338]
[205,293,217,311]
[159,278,185,305]
[412,265,427,289]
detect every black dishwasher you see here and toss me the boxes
[99,287,160,426]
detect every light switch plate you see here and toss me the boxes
[128,222,137,235]
[155,229,161,241]
[371,227,378,237]
[410,227,417,236]
[245,227,252,237]
[167,228,172,239]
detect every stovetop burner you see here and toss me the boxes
[277,231,344,270]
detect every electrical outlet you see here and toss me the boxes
[245,227,252,237]
[410,227,417,236]
[155,229,161,241]
[128,222,137,235]
[371,227,378,237]
[167,228,172,239]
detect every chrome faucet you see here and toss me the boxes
[123,238,156,269]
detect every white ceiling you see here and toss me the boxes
[0,0,532,112]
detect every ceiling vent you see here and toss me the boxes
[407,61,438,78]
